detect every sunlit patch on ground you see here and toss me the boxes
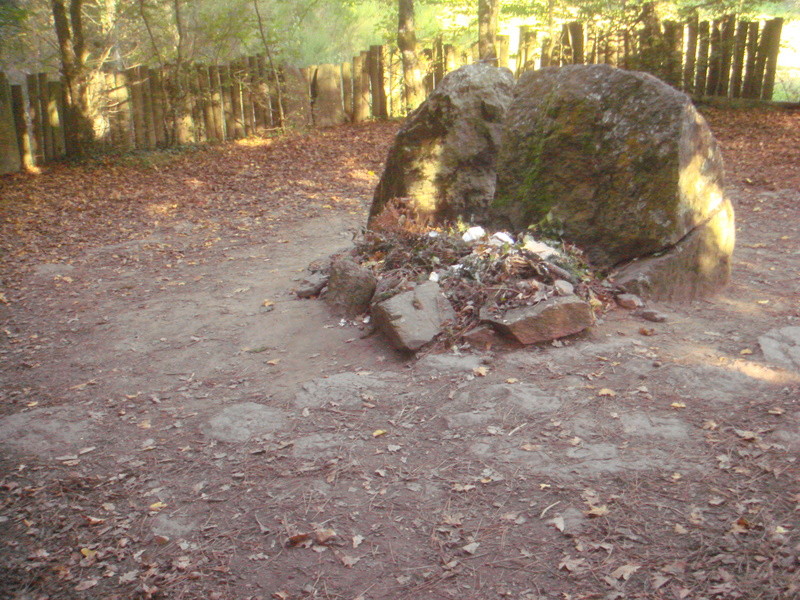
[234,137,274,148]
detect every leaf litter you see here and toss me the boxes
[1,110,799,600]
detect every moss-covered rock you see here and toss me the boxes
[491,64,733,280]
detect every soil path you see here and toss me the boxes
[0,111,798,600]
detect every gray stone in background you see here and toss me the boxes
[372,281,456,351]
[758,326,800,372]
[369,63,515,225]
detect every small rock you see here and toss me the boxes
[638,309,667,323]
[462,226,487,243]
[372,281,456,351]
[464,325,506,349]
[295,272,328,298]
[324,258,377,316]
[482,295,594,345]
[489,231,515,246]
[554,279,574,296]
[616,293,644,309]
[522,235,561,260]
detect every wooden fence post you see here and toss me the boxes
[148,68,167,146]
[257,55,274,129]
[10,84,34,170]
[694,21,710,95]
[760,18,783,100]
[247,56,266,134]
[138,66,157,148]
[567,22,584,64]
[497,34,510,68]
[353,52,370,123]
[36,73,55,162]
[683,15,699,93]
[717,15,736,96]
[126,67,145,148]
[25,75,43,165]
[706,19,722,95]
[368,45,388,120]
[46,80,65,158]
[662,21,683,88]
[741,22,761,98]
[444,44,458,74]
[433,36,445,86]
[730,20,749,98]
[517,26,536,74]
[111,70,134,148]
[0,72,21,174]
[219,66,236,139]
[751,21,771,100]
[313,63,346,127]
[208,65,225,140]
[341,60,353,122]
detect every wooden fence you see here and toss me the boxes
[0,15,785,175]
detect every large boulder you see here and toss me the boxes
[491,64,734,298]
[369,63,515,226]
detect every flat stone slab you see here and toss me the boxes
[414,354,484,374]
[484,383,564,415]
[372,281,456,351]
[619,413,691,440]
[292,432,364,459]
[483,295,594,344]
[294,372,394,409]
[203,402,288,443]
[758,326,800,372]
[0,407,95,458]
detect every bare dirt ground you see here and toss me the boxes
[0,109,798,600]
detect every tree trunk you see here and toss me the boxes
[397,0,423,114]
[478,0,499,62]
[683,13,698,93]
[760,18,783,100]
[51,0,94,156]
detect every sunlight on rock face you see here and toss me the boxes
[698,201,736,276]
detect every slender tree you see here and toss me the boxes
[398,0,423,113]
